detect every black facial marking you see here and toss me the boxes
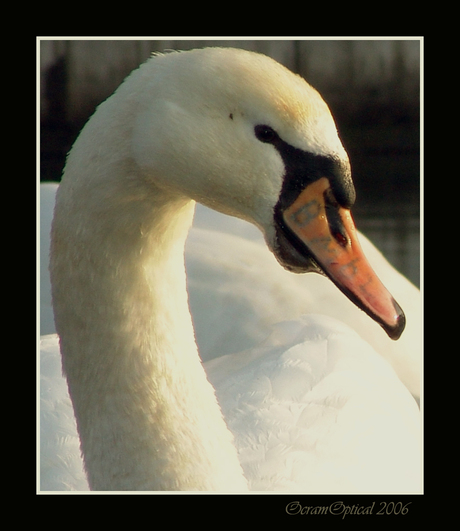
[254,124,355,273]
[254,124,355,211]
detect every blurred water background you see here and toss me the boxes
[39,38,421,286]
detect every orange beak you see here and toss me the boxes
[279,177,405,340]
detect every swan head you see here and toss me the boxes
[130,47,405,339]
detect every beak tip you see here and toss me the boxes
[384,300,406,341]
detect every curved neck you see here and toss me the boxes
[51,160,248,491]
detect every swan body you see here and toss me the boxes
[41,47,421,492]
[40,315,421,492]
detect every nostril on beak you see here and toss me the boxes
[323,188,349,248]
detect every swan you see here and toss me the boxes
[41,47,421,492]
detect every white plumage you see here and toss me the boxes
[39,47,422,493]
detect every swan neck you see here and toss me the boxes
[51,168,247,491]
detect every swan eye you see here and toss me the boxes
[255,125,278,144]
